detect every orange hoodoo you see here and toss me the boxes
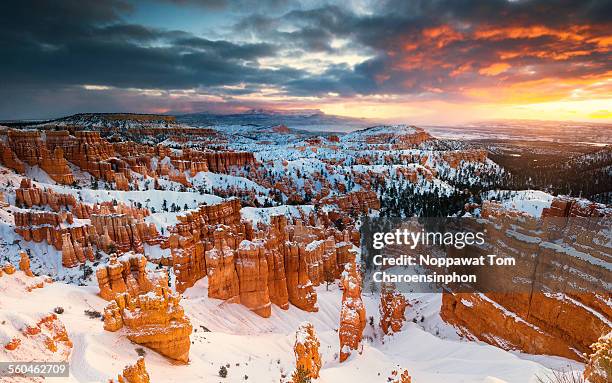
[338,260,366,362]
[583,331,611,383]
[96,253,166,300]
[293,322,322,380]
[109,357,151,383]
[389,366,413,383]
[379,282,408,335]
[19,251,33,277]
[103,279,192,363]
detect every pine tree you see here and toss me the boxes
[218,366,228,378]
[291,367,311,383]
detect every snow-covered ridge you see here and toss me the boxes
[341,124,420,140]
[484,190,555,217]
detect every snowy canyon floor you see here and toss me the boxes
[0,271,581,383]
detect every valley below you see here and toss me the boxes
[0,113,609,383]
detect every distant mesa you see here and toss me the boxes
[1,112,176,128]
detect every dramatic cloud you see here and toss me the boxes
[0,0,610,122]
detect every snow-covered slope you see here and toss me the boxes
[485,190,555,217]
[341,125,419,142]
[0,272,577,383]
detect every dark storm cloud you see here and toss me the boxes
[0,0,297,97]
[173,37,277,59]
[283,62,379,97]
[234,5,360,53]
[159,0,296,12]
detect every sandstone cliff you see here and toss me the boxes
[440,198,611,361]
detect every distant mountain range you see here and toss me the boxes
[1,109,374,133]
[177,109,372,132]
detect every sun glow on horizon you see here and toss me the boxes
[316,98,612,125]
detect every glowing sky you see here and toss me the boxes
[1,0,611,124]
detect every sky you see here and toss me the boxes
[0,0,610,124]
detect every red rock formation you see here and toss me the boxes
[100,126,222,144]
[51,130,123,183]
[169,200,248,296]
[284,241,318,312]
[205,239,241,302]
[168,170,192,187]
[388,367,412,383]
[45,130,73,151]
[13,208,97,267]
[61,232,95,267]
[7,130,75,184]
[0,261,49,291]
[542,196,611,218]
[174,198,242,227]
[3,262,16,275]
[203,151,255,173]
[15,178,77,210]
[235,240,271,317]
[168,148,211,176]
[320,190,380,214]
[103,281,192,363]
[265,225,289,310]
[395,165,435,182]
[441,149,487,168]
[90,213,160,253]
[583,331,611,383]
[293,322,322,380]
[190,161,208,176]
[14,210,69,241]
[168,203,360,317]
[168,200,249,293]
[31,313,73,353]
[441,198,611,361]
[4,338,21,351]
[96,253,166,300]
[91,201,152,220]
[3,312,73,360]
[114,141,156,161]
[110,357,151,383]
[0,191,8,208]
[0,141,25,173]
[13,206,98,260]
[39,147,75,184]
[115,173,130,191]
[8,129,45,165]
[339,260,366,362]
[347,126,432,148]
[379,283,408,335]
[169,233,206,293]
[441,292,609,361]
[19,251,33,277]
